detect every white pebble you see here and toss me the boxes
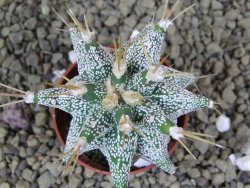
[158,19,173,31]
[130,30,139,39]
[51,69,66,83]
[215,115,230,132]
[169,126,184,140]
[68,50,77,64]
[24,91,34,103]
[235,155,250,171]
[229,154,236,166]
[134,158,151,167]
[245,145,250,155]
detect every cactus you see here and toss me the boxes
[0,1,224,187]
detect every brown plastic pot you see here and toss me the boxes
[51,58,188,175]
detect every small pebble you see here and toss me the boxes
[84,168,95,178]
[212,173,225,185]
[27,135,39,147]
[0,182,10,188]
[24,18,37,30]
[104,16,118,27]
[100,181,112,188]
[35,112,47,126]
[22,168,35,182]
[37,171,56,188]
[0,38,4,48]
[16,180,30,188]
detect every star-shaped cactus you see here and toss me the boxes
[0,1,224,187]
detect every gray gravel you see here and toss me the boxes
[0,0,250,187]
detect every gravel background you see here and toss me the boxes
[0,0,250,187]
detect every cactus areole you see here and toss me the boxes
[0,2,224,188]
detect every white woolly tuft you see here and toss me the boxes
[69,81,88,97]
[81,31,95,42]
[118,115,134,134]
[130,30,140,39]
[169,126,184,140]
[146,65,165,82]
[134,158,151,167]
[106,79,116,94]
[158,19,173,31]
[102,93,119,110]
[121,122,132,134]
[75,137,87,153]
[208,101,214,108]
[121,90,144,106]
[215,115,230,132]
[112,59,127,79]
[24,91,34,103]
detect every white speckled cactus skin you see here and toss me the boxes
[39,18,212,188]
[0,3,219,188]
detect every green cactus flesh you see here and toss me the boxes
[24,17,214,187]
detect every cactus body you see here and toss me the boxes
[29,17,213,187]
